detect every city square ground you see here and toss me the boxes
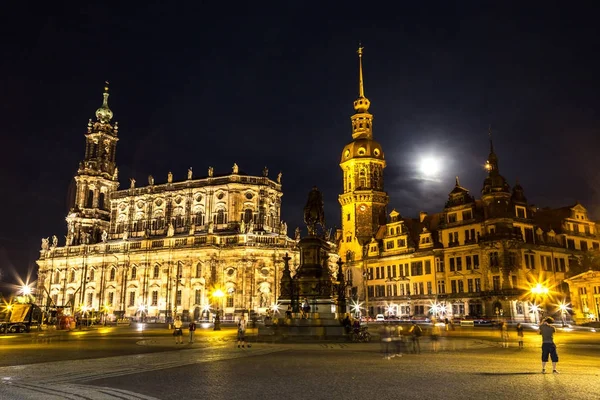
[0,324,599,399]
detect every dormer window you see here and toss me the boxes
[516,206,526,218]
[462,210,472,220]
[448,213,457,223]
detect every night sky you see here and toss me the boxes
[1,2,599,288]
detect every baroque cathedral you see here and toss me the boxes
[337,47,600,323]
[35,83,341,322]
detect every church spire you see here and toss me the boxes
[95,81,113,123]
[485,125,499,174]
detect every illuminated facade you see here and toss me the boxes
[35,85,322,322]
[339,49,600,322]
[564,269,600,322]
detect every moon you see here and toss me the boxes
[419,156,442,178]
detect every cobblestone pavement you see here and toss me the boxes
[1,337,598,399]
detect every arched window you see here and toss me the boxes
[359,169,366,188]
[69,269,76,283]
[99,192,106,210]
[243,209,253,223]
[86,190,94,208]
[131,266,137,279]
[216,209,225,224]
[153,265,160,279]
[195,263,202,278]
[89,269,95,281]
[157,216,165,230]
[109,267,116,281]
[54,270,60,284]
[194,211,204,226]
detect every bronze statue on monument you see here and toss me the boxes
[303,186,326,236]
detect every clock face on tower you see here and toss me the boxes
[359,204,367,212]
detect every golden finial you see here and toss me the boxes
[357,43,365,98]
[455,176,460,186]
[96,80,113,123]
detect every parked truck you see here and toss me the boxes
[0,303,42,333]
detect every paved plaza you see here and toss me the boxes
[0,331,599,400]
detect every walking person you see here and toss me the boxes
[431,320,441,353]
[392,324,404,357]
[173,316,183,344]
[501,321,509,348]
[379,323,392,359]
[188,320,196,344]
[237,316,251,348]
[516,323,524,349]
[539,317,559,374]
[408,322,422,354]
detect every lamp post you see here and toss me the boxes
[530,304,540,324]
[357,235,371,320]
[212,288,224,331]
[558,302,569,326]
[530,282,549,324]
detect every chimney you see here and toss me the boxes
[419,211,427,223]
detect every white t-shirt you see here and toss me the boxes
[238,319,246,331]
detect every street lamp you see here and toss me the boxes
[137,304,147,332]
[212,288,225,331]
[137,304,148,323]
[558,301,570,326]
[531,283,549,296]
[350,299,364,319]
[530,282,549,324]
[530,304,540,324]
[101,303,111,326]
[356,235,371,320]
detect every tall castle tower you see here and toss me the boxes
[65,82,120,245]
[338,47,389,262]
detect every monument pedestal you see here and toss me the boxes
[259,187,346,341]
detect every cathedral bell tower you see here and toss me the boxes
[338,46,389,263]
[65,82,120,245]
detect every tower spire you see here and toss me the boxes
[358,43,365,98]
[485,125,499,174]
[353,44,371,115]
[96,80,113,123]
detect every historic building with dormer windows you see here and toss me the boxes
[35,84,339,323]
[338,49,600,324]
